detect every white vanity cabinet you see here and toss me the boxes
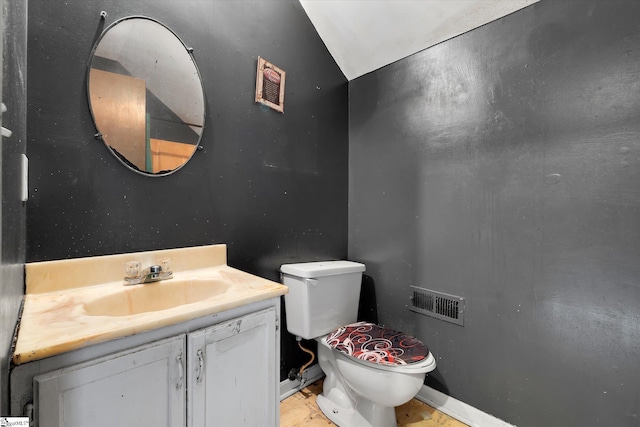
[188,308,277,426]
[34,335,186,427]
[15,302,280,427]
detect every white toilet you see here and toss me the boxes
[281,261,436,427]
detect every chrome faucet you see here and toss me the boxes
[124,259,173,285]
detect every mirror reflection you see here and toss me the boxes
[88,17,205,176]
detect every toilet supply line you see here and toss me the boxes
[288,336,316,388]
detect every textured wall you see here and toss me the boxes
[0,0,27,414]
[26,0,348,381]
[349,1,640,426]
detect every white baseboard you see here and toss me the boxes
[415,385,516,427]
[279,363,324,401]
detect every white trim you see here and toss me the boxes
[279,364,324,401]
[415,385,516,427]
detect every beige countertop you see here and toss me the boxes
[13,244,287,365]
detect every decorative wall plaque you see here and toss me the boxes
[255,57,285,113]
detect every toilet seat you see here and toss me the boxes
[325,322,433,373]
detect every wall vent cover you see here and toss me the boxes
[410,286,465,326]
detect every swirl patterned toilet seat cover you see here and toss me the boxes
[326,321,429,366]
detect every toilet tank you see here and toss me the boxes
[281,261,366,340]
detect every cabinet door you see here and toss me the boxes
[34,335,186,427]
[188,307,276,427]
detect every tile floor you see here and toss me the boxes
[280,380,469,427]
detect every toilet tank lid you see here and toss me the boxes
[280,260,365,278]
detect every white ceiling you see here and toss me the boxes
[300,0,539,80]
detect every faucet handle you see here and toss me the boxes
[159,258,173,275]
[124,260,143,285]
[125,260,141,278]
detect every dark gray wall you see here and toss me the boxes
[26,0,348,381]
[0,0,27,414]
[349,1,640,426]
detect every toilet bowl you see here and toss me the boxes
[281,261,437,427]
[315,327,436,427]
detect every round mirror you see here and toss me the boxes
[87,16,205,176]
